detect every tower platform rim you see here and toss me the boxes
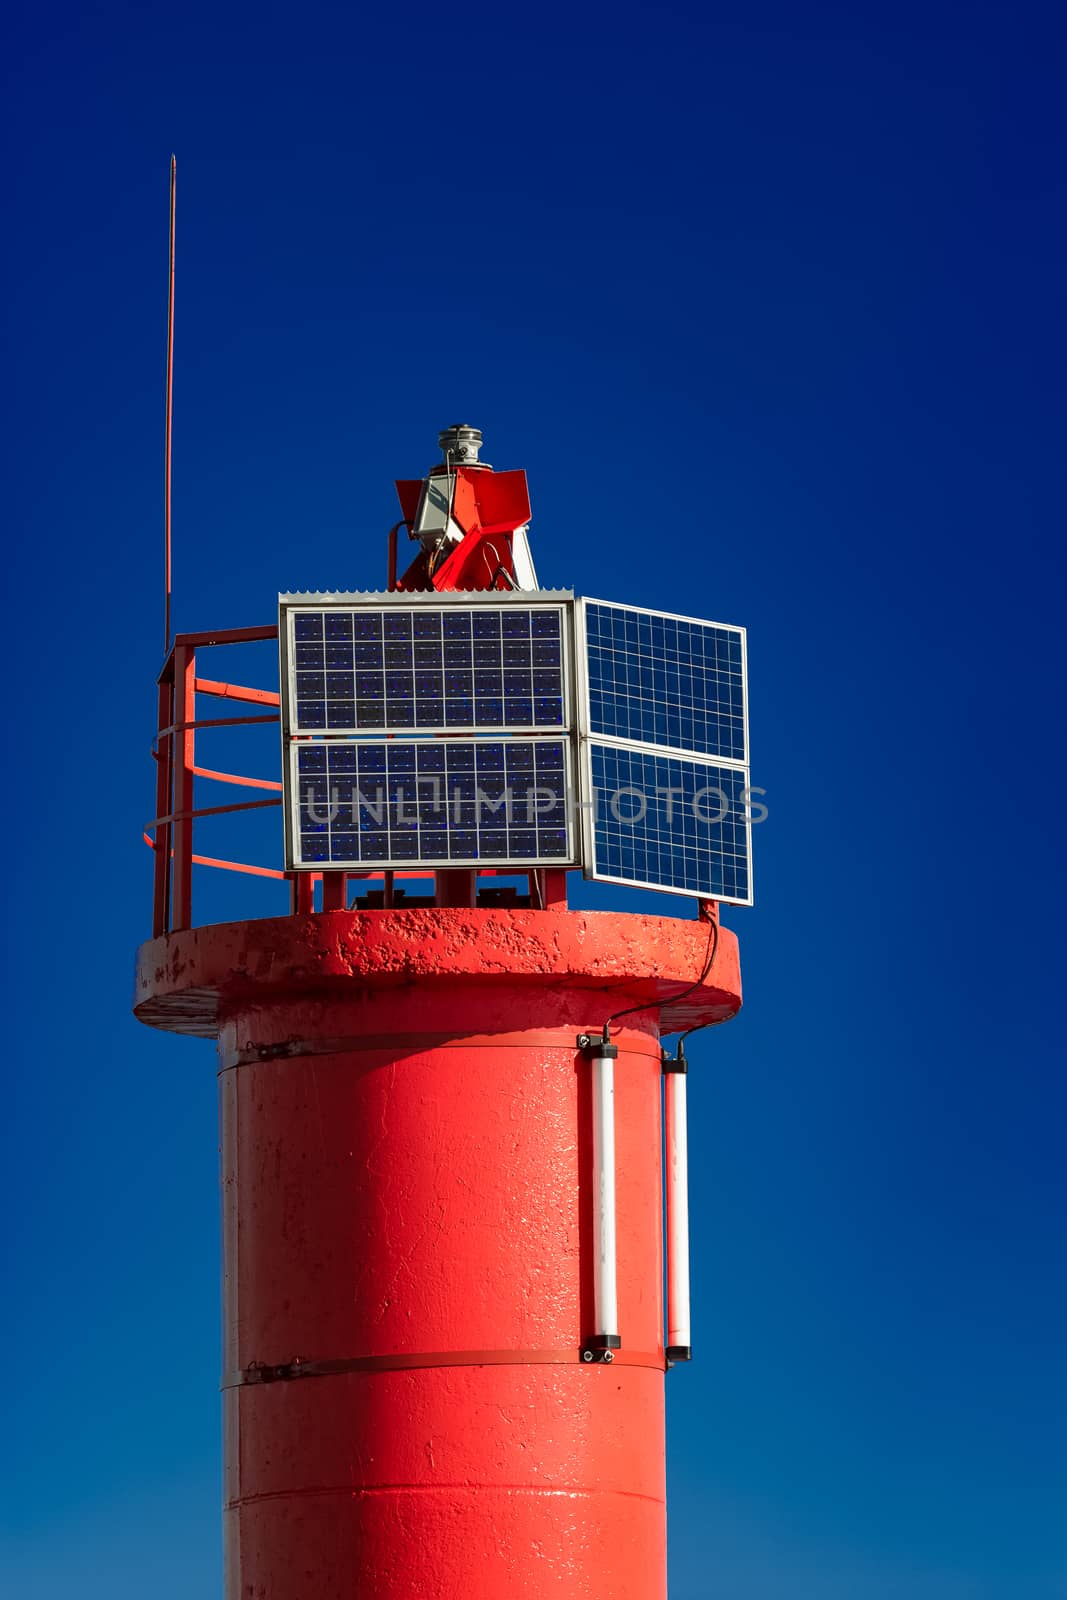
[133,907,742,1040]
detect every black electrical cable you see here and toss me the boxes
[673,966,733,1053]
[598,913,720,1044]
[677,1009,724,1048]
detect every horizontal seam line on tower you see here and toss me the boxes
[222,1351,667,1387]
[225,1484,667,1509]
[217,1034,664,1071]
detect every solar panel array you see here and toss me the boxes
[280,592,752,902]
[290,604,567,734]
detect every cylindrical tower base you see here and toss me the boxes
[135,909,741,1599]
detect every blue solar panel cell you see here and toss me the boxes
[287,603,568,735]
[293,738,574,868]
[587,741,752,904]
[582,600,746,762]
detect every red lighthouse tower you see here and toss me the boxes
[135,426,747,1599]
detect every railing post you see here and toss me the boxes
[321,871,348,911]
[387,521,399,591]
[290,874,315,915]
[152,674,174,937]
[435,870,476,908]
[171,644,196,932]
[540,868,569,911]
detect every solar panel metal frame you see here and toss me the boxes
[573,597,754,906]
[284,735,579,872]
[279,590,576,739]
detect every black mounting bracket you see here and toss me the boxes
[577,1032,618,1058]
[581,1334,622,1364]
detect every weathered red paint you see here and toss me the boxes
[135,909,741,1598]
[135,908,741,1038]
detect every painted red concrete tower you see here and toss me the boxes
[135,426,743,1599]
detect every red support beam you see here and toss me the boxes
[158,625,278,685]
[541,869,569,911]
[190,765,284,793]
[194,677,281,708]
[321,871,348,911]
[290,874,315,915]
[171,644,196,931]
[435,870,476,908]
[152,677,174,937]
[192,853,286,879]
[161,713,279,735]
[387,522,400,591]
[152,797,282,827]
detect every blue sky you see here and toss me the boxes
[3,3,1065,1597]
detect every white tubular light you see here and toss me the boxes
[664,1047,692,1361]
[578,1031,621,1359]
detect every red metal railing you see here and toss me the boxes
[148,626,286,936]
[147,626,570,935]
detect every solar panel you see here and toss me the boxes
[286,601,568,735]
[580,599,747,763]
[289,738,575,869]
[584,742,753,905]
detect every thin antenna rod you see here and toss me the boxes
[164,154,176,656]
